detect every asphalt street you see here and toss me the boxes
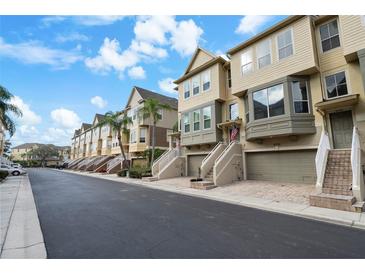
[28,168,365,258]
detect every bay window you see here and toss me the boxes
[184,81,190,99]
[183,113,190,133]
[325,71,348,99]
[257,39,271,69]
[203,106,211,129]
[253,84,284,120]
[320,19,340,52]
[277,29,293,60]
[241,49,253,75]
[193,110,200,131]
[229,103,239,121]
[292,81,309,113]
[202,70,211,91]
[192,75,200,95]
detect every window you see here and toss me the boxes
[130,130,136,143]
[227,69,232,88]
[253,84,285,120]
[292,81,309,113]
[361,16,365,27]
[320,19,340,52]
[241,50,253,75]
[277,29,293,60]
[192,75,200,95]
[139,128,146,143]
[184,81,190,99]
[325,71,348,99]
[229,103,239,121]
[157,109,163,120]
[257,40,271,69]
[203,106,211,129]
[244,95,249,123]
[193,110,200,131]
[202,70,211,91]
[183,113,190,133]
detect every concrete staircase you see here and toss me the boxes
[205,167,213,181]
[310,149,363,212]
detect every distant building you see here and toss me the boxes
[11,143,71,166]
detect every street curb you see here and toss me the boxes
[57,169,365,231]
[0,175,47,259]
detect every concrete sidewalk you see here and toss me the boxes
[61,169,365,230]
[0,175,46,259]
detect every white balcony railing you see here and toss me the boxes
[315,130,331,189]
[351,127,365,202]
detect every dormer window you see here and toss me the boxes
[184,81,190,99]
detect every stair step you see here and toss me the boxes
[191,181,216,190]
[142,177,158,182]
[322,187,353,196]
[309,193,357,212]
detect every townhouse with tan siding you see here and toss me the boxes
[154,15,365,211]
[68,86,178,173]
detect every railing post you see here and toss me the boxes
[315,129,331,190]
[351,127,365,202]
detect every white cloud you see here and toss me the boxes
[158,78,177,94]
[130,40,167,59]
[55,32,90,43]
[40,16,66,28]
[41,127,73,145]
[127,66,146,80]
[9,96,42,126]
[85,38,139,75]
[90,96,108,109]
[85,16,204,79]
[0,37,83,70]
[170,19,203,57]
[235,16,273,35]
[73,16,125,26]
[51,108,81,129]
[134,16,175,45]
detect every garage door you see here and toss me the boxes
[187,154,207,177]
[246,150,316,184]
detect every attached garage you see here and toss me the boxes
[187,154,207,177]
[246,150,317,184]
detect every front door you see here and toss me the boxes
[329,110,353,149]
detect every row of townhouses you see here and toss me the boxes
[68,86,178,173]
[70,15,365,212]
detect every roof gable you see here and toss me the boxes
[184,47,216,75]
[92,114,105,126]
[125,87,143,109]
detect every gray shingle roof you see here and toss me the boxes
[134,86,178,109]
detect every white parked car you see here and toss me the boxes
[0,164,27,176]
[11,163,23,169]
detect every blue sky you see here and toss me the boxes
[0,15,286,146]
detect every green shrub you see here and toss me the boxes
[128,166,151,179]
[117,169,128,177]
[0,170,9,181]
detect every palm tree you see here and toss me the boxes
[0,85,22,136]
[139,98,171,168]
[99,111,132,168]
